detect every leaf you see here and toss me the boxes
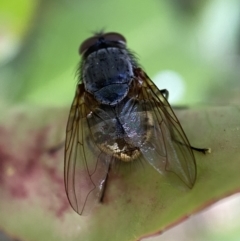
[0,104,239,241]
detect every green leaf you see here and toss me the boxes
[0,104,239,241]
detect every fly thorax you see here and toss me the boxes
[82,48,134,105]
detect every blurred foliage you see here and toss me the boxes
[1,0,240,107]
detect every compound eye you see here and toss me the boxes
[79,36,98,55]
[79,32,127,55]
[103,32,126,44]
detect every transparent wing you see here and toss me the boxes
[135,68,196,188]
[64,84,110,215]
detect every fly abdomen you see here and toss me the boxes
[88,100,153,162]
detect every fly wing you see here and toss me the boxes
[135,68,196,188]
[64,84,110,215]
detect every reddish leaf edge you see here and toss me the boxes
[139,189,240,241]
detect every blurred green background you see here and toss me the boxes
[1,0,240,108]
[0,0,240,240]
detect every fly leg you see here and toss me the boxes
[190,145,211,154]
[100,163,111,203]
[161,89,190,110]
[173,139,211,154]
[47,141,64,155]
[160,89,169,100]
[162,89,210,153]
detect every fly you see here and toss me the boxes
[64,32,210,215]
